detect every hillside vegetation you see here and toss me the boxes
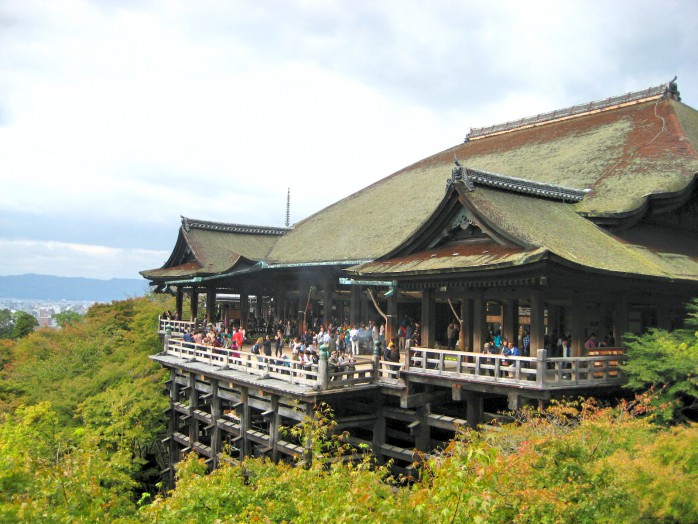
[0,296,696,523]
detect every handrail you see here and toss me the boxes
[406,347,627,388]
[164,337,376,390]
[159,317,197,335]
[159,330,626,390]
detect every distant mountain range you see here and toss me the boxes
[0,274,150,302]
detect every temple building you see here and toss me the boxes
[142,80,698,476]
[142,79,698,354]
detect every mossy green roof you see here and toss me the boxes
[353,184,698,281]
[268,98,698,265]
[141,222,281,280]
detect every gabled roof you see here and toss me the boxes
[266,82,698,266]
[350,177,698,282]
[140,217,287,282]
[143,81,698,286]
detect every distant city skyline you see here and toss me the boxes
[2,1,697,280]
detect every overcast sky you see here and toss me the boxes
[1,0,697,280]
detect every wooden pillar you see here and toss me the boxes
[386,293,398,346]
[239,387,251,458]
[254,294,262,320]
[529,290,545,354]
[206,286,216,324]
[297,299,306,336]
[191,287,199,322]
[507,392,521,411]
[360,289,369,325]
[421,288,435,348]
[269,395,280,462]
[614,295,628,347]
[464,391,484,428]
[472,293,486,352]
[240,292,249,330]
[459,298,472,351]
[372,394,386,466]
[571,300,586,356]
[299,403,315,466]
[175,288,184,320]
[210,379,221,468]
[274,289,284,324]
[548,305,560,346]
[414,404,431,452]
[166,368,179,487]
[323,278,334,328]
[350,285,360,326]
[188,372,199,447]
[502,299,516,344]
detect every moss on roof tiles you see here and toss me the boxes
[463,118,633,190]
[354,246,548,275]
[673,99,698,153]
[185,228,279,272]
[268,99,698,266]
[267,166,443,264]
[468,187,698,280]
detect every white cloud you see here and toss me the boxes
[1,0,697,279]
[0,239,169,280]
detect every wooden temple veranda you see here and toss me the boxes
[143,80,698,480]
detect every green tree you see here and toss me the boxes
[623,298,698,422]
[0,402,139,522]
[11,311,38,339]
[52,310,82,328]
[0,308,12,338]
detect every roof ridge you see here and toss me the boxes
[181,216,290,235]
[465,79,681,142]
[447,163,589,202]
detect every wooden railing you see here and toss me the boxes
[159,317,197,336]
[406,347,627,389]
[159,329,626,391]
[164,337,376,390]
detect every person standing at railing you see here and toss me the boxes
[412,323,421,347]
[521,330,530,357]
[483,342,494,376]
[275,330,284,358]
[501,341,512,368]
[493,331,503,350]
[447,322,459,351]
[349,325,360,356]
[221,328,232,349]
[232,327,244,351]
[251,337,263,364]
[262,335,272,357]
[585,333,600,350]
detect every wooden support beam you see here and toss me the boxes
[427,413,467,431]
[400,389,450,409]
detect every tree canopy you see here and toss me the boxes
[623,298,698,422]
[0,309,39,340]
[0,295,697,522]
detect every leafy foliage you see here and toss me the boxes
[1,295,697,522]
[52,310,83,328]
[0,294,173,520]
[623,298,698,422]
[0,309,39,339]
[0,402,139,522]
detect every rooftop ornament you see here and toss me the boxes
[465,78,681,142]
[447,160,589,203]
